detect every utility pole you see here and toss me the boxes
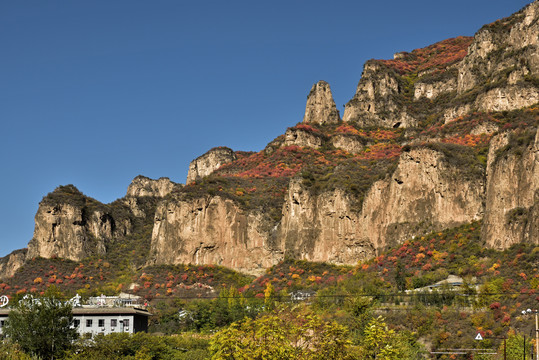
[536,310,538,360]
[524,335,526,360]
[522,309,539,360]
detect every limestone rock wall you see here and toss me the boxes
[148,196,283,275]
[343,62,416,128]
[0,249,27,279]
[359,148,485,250]
[330,134,367,154]
[283,128,323,149]
[277,147,485,264]
[414,77,457,100]
[127,176,179,198]
[457,1,539,111]
[187,147,237,184]
[26,203,113,261]
[278,180,375,264]
[25,186,136,263]
[303,81,340,125]
[482,128,539,249]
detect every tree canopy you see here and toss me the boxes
[4,294,78,359]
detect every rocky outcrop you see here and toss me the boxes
[278,147,485,262]
[359,147,485,249]
[303,81,340,125]
[0,249,27,279]
[414,77,457,100]
[278,180,375,264]
[187,147,236,184]
[26,186,132,262]
[442,104,472,124]
[457,1,539,111]
[475,85,539,112]
[330,134,367,154]
[126,176,179,198]
[148,195,283,275]
[283,128,323,149]
[27,202,111,261]
[149,146,486,273]
[482,128,539,249]
[343,62,416,128]
[12,2,539,277]
[470,122,499,136]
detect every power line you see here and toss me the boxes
[129,291,528,301]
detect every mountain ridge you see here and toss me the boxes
[1,0,538,280]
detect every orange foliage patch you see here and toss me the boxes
[376,36,473,75]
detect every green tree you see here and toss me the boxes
[360,316,424,359]
[264,282,276,310]
[501,333,531,360]
[394,261,406,292]
[210,312,352,360]
[66,332,210,360]
[4,294,78,359]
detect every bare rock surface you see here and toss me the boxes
[127,176,179,198]
[482,128,539,249]
[187,147,236,184]
[303,81,340,125]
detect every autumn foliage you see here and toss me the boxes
[376,36,473,75]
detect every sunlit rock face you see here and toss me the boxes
[482,128,539,249]
[303,80,340,125]
[147,195,282,276]
[126,176,179,198]
[187,147,236,184]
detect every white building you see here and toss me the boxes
[0,294,151,337]
[71,307,151,336]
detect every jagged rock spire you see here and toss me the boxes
[303,80,340,125]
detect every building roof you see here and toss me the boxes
[0,307,151,317]
[72,307,151,316]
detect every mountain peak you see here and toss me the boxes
[303,80,340,125]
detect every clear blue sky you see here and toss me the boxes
[0,0,532,257]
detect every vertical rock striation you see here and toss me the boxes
[482,128,539,249]
[303,81,340,125]
[148,195,283,275]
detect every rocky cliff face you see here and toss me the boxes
[25,185,136,262]
[148,195,283,275]
[283,127,323,149]
[127,176,179,198]
[27,201,112,261]
[482,127,539,249]
[187,147,237,184]
[457,1,539,111]
[303,81,340,125]
[0,249,27,279]
[278,180,375,264]
[12,2,539,277]
[149,145,487,273]
[344,0,539,128]
[278,147,485,262]
[330,134,368,154]
[359,147,485,249]
[343,62,417,128]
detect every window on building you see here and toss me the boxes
[86,319,93,327]
[111,319,117,327]
[73,319,80,328]
[98,319,105,328]
[123,319,129,327]
[0,320,4,328]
